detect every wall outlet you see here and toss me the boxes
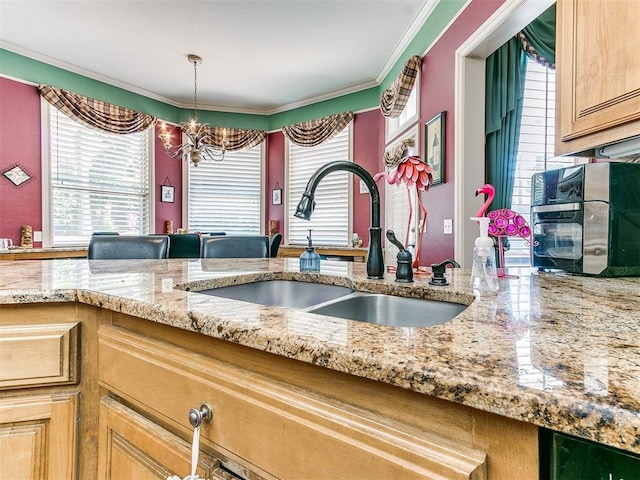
[161,278,174,293]
[359,180,368,194]
[34,230,43,242]
[443,219,452,235]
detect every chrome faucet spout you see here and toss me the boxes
[294,161,384,279]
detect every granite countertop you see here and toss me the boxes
[0,257,638,454]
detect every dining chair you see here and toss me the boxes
[88,235,170,259]
[201,235,269,258]
[269,233,282,258]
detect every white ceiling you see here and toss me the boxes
[0,0,431,115]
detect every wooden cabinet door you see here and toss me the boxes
[98,396,225,480]
[556,0,640,155]
[0,393,78,480]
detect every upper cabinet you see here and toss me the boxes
[556,0,640,155]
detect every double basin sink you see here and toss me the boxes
[197,280,467,328]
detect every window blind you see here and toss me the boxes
[287,126,351,246]
[48,106,151,246]
[188,145,262,235]
[384,182,416,263]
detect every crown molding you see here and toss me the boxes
[1,41,184,107]
[2,40,381,117]
[375,0,440,83]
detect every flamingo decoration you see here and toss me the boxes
[374,153,433,268]
[475,184,532,278]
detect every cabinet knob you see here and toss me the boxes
[188,403,212,428]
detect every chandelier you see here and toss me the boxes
[159,54,227,166]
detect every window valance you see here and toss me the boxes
[516,4,556,69]
[379,55,422,118]
[199,126,267,151]
[384,138,415,168]
[39,85,156,134]
[282,111,353,147]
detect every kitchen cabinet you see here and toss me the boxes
[0,393,78,479]
[98,312,539,480]
[0,303,101,480]
[556,0,640,155]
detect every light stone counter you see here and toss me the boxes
[0,257,638,455]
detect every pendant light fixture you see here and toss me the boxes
[159,54,227,166]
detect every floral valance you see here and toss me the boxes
[39,85,156,134]
[199,125,267,151]
[282,111,354,147]
[384,138,415,168]
[379,55,422,118]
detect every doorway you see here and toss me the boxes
[453,0,555,267]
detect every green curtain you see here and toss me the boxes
[485,37,527,211]
[484,4,556,211]
[520,5,556,66]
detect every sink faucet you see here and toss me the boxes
[294,161,384,279]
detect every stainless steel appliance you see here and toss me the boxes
[531,162,640,276]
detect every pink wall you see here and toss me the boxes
[0,77,43,246]
[265,131,285,236]
[415,0,504,265]
[154,123,183,233]
[353,109,384,247]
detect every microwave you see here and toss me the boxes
[531,163,640,277]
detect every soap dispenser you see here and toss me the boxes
[299,229,321,272]
[469,217,499,293]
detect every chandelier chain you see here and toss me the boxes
[193,58,198,121]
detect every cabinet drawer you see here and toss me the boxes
[0,322,79,389]
[99,325,486,480]
[98,396,229,480]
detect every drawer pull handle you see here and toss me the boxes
[188,403,212,428]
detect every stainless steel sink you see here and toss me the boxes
[196,279,466,327]
[307,293,467,327]
[198,280,354,309]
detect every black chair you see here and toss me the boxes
[88,235,170,259]
[269,233,282,258]
[165,233,201,258]
[201,235,269,258]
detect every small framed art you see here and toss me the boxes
[2,164,32,187]
[272,187,282,206]
[161,185,175,203]
[425,111,445,186]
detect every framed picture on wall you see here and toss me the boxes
[161,185,175,203]
[425,111,445,186]
[2,164,32,187]
[272,187,282,205]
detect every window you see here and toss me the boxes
[187,144,264,234]
[385,80,419,144]
[286,125,352,246]
[43,102,152,247]
[505,57,585,265]
[383,124,420,264]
